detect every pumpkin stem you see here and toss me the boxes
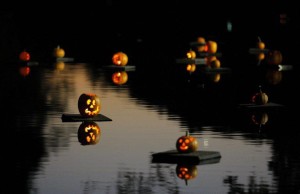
[258,85,262,93]
[258,36,262,42]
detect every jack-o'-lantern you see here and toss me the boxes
[112,52,128,66]
[251,86,268,105]
[78,93,101,117]
[53,45,65,58]
[206,40,217,54]
[176,131,198,153]
[196,36,206,52]
[19,66,30,77]
[176,164,198,185]
[266,70,282,85]
[251,112,269,126]
[267,50,283,65]
[77,121,101,145]
[112,71,128,85]
[19,50,30,61]
[186,49,196,59]
[186,64,196,73]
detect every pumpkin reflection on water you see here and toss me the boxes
[112,71,128,85]
[176,164,198,185]
[77,121,101,145]
[19,66,30,77]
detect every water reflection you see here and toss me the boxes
[77,121,101,145]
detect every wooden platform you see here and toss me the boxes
[175,58,206,65]
[61,114,112,122]
[152,150,221,165]
[238,102,285,111]
[102,65,136,71]
[249,48,269,54]
[55,57,75,62]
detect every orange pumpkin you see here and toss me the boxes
[77,121,101,145]
[112,52,128,66]
[186,64,196,73]
[176,131,198,153]
[206,40,217,54]
[251,86,269,105]
[186,49,196,59]
[257,37,265,50]
[19,50,30,61]
[53,45,65,58]
[112,71,128,85]
[78,93,101,117]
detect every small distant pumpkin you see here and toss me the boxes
[112,71,128,85]
[176,131,198,153]
[53,45,65,58]
[186,64,196,73]
[19,66,30,77]
[257,36,265,50]
[78,93,101,117]
[251,86,269,105]
[19,50,30,61]
[206,40,217,54]
[196,36,206,52]
[112,52,128,66]
[77,121,101,145]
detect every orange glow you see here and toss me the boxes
[19,66,30,77]
[112,71,128,85]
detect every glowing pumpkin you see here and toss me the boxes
[19,66,30,77]
[19,50,30,61]
[206,40,217,54]
[78,93,101,117]
[176,131,198,153]
[186,49,196,59]
[251,86,269,105]
[53,45,65,58]
[112,71,128,85]
[77,121,101,145]
[186,64,196,73]
[112,52,128,66]
[196,37,206,52]
[257,37,265,50]
[176,164,198,185]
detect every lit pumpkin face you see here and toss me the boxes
[206,40,217,53]
[19,50,30,61]
[251,87,269,105]
[77,121,101,145]
[186,64,196,73]
[53,45,65,58]
[112,71,128,85]
[19,66,30,77]
[176,164,198,184]
[78,93,101,117]
[112,52,128,66]
[186,50,196,59]
[176,131,198,153]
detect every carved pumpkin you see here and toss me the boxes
[176,164,198,185]
[53,45,65,58]
[19,50,30,61]
[251,86,268,105]
[196,37,206,52]
[251,112,269,126]
[206,40,217,54]
[176,131,198,153]
[78,93,101,117]
[186,49,196,59]
[112,71,128,85]
[19,66,30,77]
[77,121,101,145]
[186,64,196,73]
[267,50,283,65]
[112,52,128,66]
[266,69,282,85]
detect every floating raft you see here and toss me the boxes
[19,61,39,66]
[152,150,221,165]
[102,65,136,71]
[61,114,112,122]
[238,102,285,111]
[249,48,269,54]
[55,57,75,62]
[175,58,206,65]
